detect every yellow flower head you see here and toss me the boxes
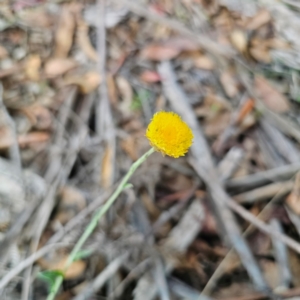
[146,111,193,158]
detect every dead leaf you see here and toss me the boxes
[289,249,300,287]
[140,70,162,83]
[39,256,86,279]
[286,173,300,215]
[267,38,290,50]
[250,46,271,63]
[76,20,98,61]
[0,130,50,149]
[107,74,117,106]
[54,5,76,58]
[0,45,8,59]
[214,282,256,298]
[55,186,86,224]
[234,98,255,125]
[239,112,256,131]
[21,105,52,130]
[194,54,215,70]
[120,136,138,161]
[140,37,198,61]
[254,76,290,113]
[212,8,233,32]
[116,76,133,116]
[162,37,199,52]
[24,54,41,81]
[101,144,114,188]
[64,71,101,94]
[0,126,13,150]
[18,132,50,147]
[260,259,280,289]
[220,71,239,98]
[0,65,20,79]
[140,44,180,61]
[230,30,247,53]
[44,58,77,78]
[247,10,271,31]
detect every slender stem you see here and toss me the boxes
[47,276,63,300]
[46,147,155,300]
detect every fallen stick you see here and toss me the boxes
[233,181,293,204]
[157,61,272,296]
[225,162,300,190]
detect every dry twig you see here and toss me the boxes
[158,60,271,296]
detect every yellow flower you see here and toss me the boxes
[146,111,193,158]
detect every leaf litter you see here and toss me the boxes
[2,0,300,299]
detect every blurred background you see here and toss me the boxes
[2,0,300,299]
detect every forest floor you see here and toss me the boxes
[2,0,300,299]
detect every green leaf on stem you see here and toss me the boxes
[37,270,64,292]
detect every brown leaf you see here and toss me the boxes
[21,105,52,130]
[166,37,199,52]
[0,65,20,79]
[214,282,255,298]
[24,54,41,81]
[289,249,300,287]
[44,58,77,78]
[254,76,290,113]
[220,71,239,98]
[107,74,117,106]
[18,132,50,147]
[193,54,215,70]
[76,20,98,61]
[247,10,271,31]
[0,45,8,59]
[101,144,114,188]
[64,71,101,94]
[55,186,86,224]
[239,112,256,131]
[140,44,180,61]
[267,38,290,50]
[120,136,138,160]
[140,70,162,83]
[234,98,255,125]
[54,5,76,58]
[286,172,300,215]
[0,126,13,150]
[140,37,198,61]
[39,256,86,279]
[250,46,271,63]
[260,259,280,289]
[230,30,247,53]
[116,76,133,116]
[0,130,50,150]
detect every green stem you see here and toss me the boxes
[46,147,155,300]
